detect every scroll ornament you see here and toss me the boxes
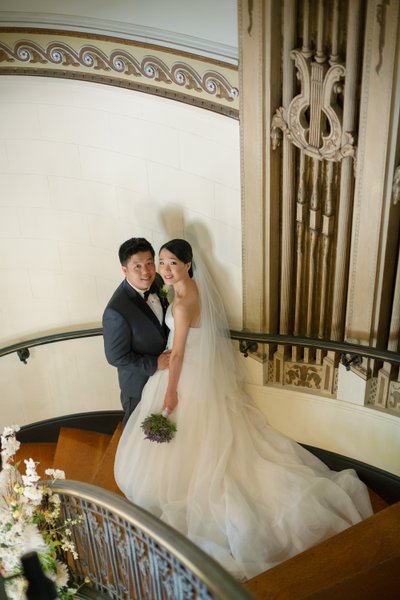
[271,49,356,164]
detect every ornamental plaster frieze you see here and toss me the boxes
[0,29,239,117]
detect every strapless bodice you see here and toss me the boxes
[165,305,200,351]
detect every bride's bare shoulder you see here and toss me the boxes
[174,286,200,327]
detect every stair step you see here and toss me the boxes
[244,502,400,599]
[303,555,400,599]
[14,442,57,479]
[368,487,389,513]
[52,428,112,483]
[91,422,123,496]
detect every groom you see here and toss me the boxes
[103,237,170,428]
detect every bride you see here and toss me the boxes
[114,239,373,580]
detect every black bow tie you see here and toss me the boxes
[143,289,152,301]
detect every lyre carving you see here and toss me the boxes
[271,49,355,163]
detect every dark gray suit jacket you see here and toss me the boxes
[102,275,168,426]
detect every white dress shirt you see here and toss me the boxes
[126,280,163,325]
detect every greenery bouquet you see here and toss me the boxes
[140,410,177,443]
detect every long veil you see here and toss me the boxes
[190,248,245,412]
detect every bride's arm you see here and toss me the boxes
[163,303,190,414]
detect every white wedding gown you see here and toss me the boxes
[114,305,373,580]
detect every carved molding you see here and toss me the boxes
[393,165,400,205]
[376,0,390,74]
[285,362,323,390]
[268,357,337,396]
[346,0,400,346]
[239,0,281,333]
[388,382,400,413]
[0,13,238,64]
[0,30,239,116]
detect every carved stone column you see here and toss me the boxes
[238,0,281,341]
[346,0,400,366]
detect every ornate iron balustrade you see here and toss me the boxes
[52,480,254,600]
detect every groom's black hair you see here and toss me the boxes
[118,238,155,265]
[160,239,193,278]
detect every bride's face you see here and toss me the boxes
[159,249,191,285]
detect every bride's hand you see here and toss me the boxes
[163,390,178,414]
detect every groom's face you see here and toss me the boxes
[122,251,156,291]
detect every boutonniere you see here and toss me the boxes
[159,286,170,299]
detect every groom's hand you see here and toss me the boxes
[157,350,171,370]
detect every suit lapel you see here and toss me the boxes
[124,280,164,331]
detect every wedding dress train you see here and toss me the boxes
[114,306,373,580]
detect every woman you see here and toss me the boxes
[114,239,373,580]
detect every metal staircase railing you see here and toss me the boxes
[52,480,254,600]
[1,325,399,366]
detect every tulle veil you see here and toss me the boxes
[188,245,245,413]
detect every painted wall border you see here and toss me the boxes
[0,28,239,118]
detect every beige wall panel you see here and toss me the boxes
[346,0,400,345]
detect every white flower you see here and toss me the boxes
[0,470,10,508]
[61,537,79,559]
[24,458,40,477]
[0,436,20,463]
[22,485,43,504]
[54,560,69,588]
[20,522,49,555]
[2,425,20,437]
[1,425,21,465]
[49,493,61,505]
[5,575,27,600]
[23,502,35,517]
[22,458,41,486]
[45,468,66,480]
[0,423,79,592]
[22,472,41,486]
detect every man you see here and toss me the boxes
[103,238,170,428]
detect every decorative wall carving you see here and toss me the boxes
[241,1,400,414]
[376,0,390,74]
[0,30,239,117]
[388,382,400,413]
[271,51,355,163]
[286,363,322,389]
[269,0,361,389]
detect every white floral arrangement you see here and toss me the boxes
[0,425,83,599]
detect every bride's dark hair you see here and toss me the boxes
[159,239,194,277]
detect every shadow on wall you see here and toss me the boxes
[155,206,235,322]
